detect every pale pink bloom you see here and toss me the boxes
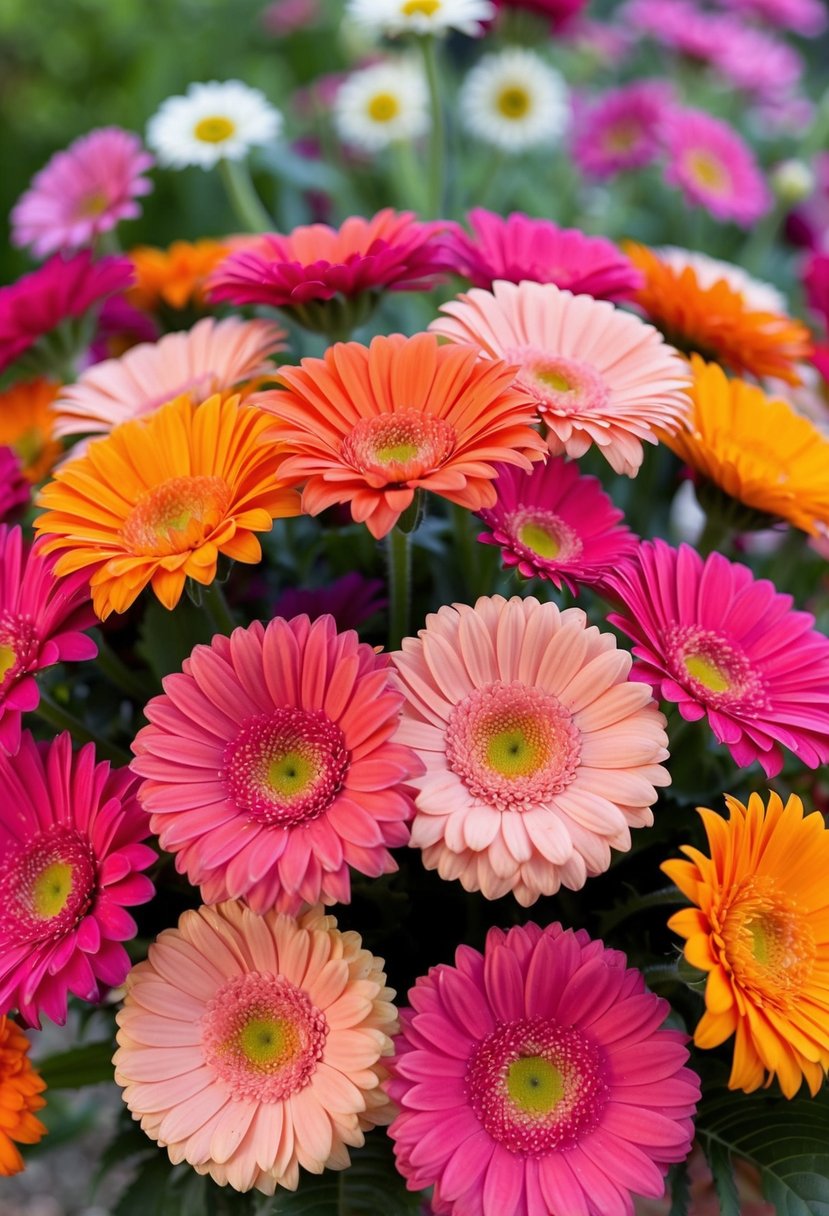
[663,109,772,227]
[431,279,691,476]
[391,595,670,906]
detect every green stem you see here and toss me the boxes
[201,580,237,636]
[419,35,445,218]
[696,511,731,558]
[387,526,412,652]
[218,158,273,233]
[93,636,156,703]
[34,693,131,765]
[451,502,481,597]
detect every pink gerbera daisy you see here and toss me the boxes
[605,540,829,778]
[572,80,672,180]
[11,128,154,260]
[131,614,423,914]
[0,524,97,756]
[431,279,691,476]
[478,459,638,592]
[0,731,155,1028]
[53,316,286,438]
[0,451,29,524]
[662,109,772,227]
[623,0,724,58]
[391,595,669,905]
[388,921,700,1216]
[114,901,397,1194]
[712,0,827,35]
[447,210,643,301]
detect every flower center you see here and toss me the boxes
[402,0,441,14]
[221,708,349,828]
[720,879,815,1007]
[445,680,581,811]
[683,653,729,693]
[76,190,110,219]
[0,643,16,684]
[120,475,232,557]
[341,410,456,487]
[367,93,401,123]
[0,615,38,693]
[193,116,237,144]
[0,826,96,946]
[507,508,584,566]
[31,861,74,919]
[665,625,767,710]
[202,972,328,1103]
[506,1056,563,1115]
[13,427,44,471]
[510,348,609,420]
[497,87,531,120]
[603,120,642,153]
[685,150,730,195]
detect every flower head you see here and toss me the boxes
[431,279,691,476]
[391,595,669,905]
[662,108,771,227]
[805,252,829,333]
[334,60,430,154]
[459,49,569,154]
[606,540,829,778]
[0,379,61,484]
[257,332,545,539]
[572,80,672,180]
[0,1017,47,1176]
[663,791,829,1097]
[713,0,827,35]
[388,921,699,1216]
[115,901,397,1194]
[128,239,231,312]
[35,393,300,619]
[0,732,155,1027]
[11,128,153,259]
[346,0,495,37]
[656,246,786,314]
[0,450,28,524]
[147,81,282,170]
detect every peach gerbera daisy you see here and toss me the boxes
[257,332,545,539]
[625,242,813,386]
[34,393,300,618]
[0,1016,47,1177]
[430,279,691,476]
[0,379,61,483]
[128,238,231,312]
[663,791,829,1098]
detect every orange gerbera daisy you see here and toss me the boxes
[625,243,812,385]
[128,238,230,312]
[663,791,829,1098]
[0,378,62,483]
[663,357,829,535]
[35,393,300,618]
[0,1016,47,1177]
[257,332,546,539]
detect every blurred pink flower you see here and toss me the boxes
[572,80,673,180]
[261,0,321,34]
[491,0,587,27]
[662,108,772,227]
[0,450,29,524]
[710,0,826,35]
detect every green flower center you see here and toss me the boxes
[506,1055,564,1117]
[486,723,546,778]
[517,522,560,559]
[267,751,317,798]
[238,1016,298,1070]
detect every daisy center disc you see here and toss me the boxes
[368,93,401,123]
[604,120,642,153]
[506,1056,564,1115]
[402,0,441,14]
[497,87,531,119]
[121,475,232,557]
[722,882,815,1003]
[0,617,37,693]
[665,625,766,710]
[507,508,584,565]
[342,410,456,487]
[194,115,237,144]
[511,349,610,419]
[685,150,730,195]
[0,826,96,947]
[76,190,110,219]
[0,642,16,683]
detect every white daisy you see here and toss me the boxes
[657,246,787,314]
[146,80,282,170]
[334,60,430,153]
[459,49,569,154]
[346,0,495,38]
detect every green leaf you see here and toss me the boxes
[136,595,215,681]
[667,1159,690,1216]
[702,1136,740,1216]
[38,1039,116,1090]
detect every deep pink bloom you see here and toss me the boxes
[710,26,802,100]
[662,109,772,227]
[388,921,700,1216]
[711,0,827,35]
[0,731,155,1028]
[0,524,97,756]
[272,572,386,632]
[87,294,158,365]
[572,81,672,180]
[491,0,587,28]
[0,252,134,375]
[623,0,723,56]
[11,128,153,259]
[606,540,829,778]
[261,0,321,34]
[804,253,829,333]
[0,450,29,524]
[448,210,643,301]
[786,153,829,251]
[478,459,638,593]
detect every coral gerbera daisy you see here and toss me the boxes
[52,316,286,438]
[0,731,155,1028]
[625,242,813,386]
[663,357,829,536]
[663,791,829,1097]
[662,108,771,227]
[606,540,829,778]
[131,614,422,914]
[35,393,301,619]
[0,379,62,484]
[0,524,97,756]
[388,921,700,1216]
[0,1016,47,1176]
[391,595,670,905]
[431,279,691,476]
[115,901,397,1194]
[258,332,545,539]
[478,458,638,592]
[128,239,231,313]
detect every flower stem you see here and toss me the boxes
[451,502,481,596]
[419,35,445,218]
[218,158,273,234]
[695,510,730,558]
[387,526,412,652]
[34,692,131,765]
[201,580,237,636]
[93,635,156,703]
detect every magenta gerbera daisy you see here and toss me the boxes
[388,920,700,1216]
[0,449,29,524]
[0,731,155,1028]
[0,524,97,756]
[662,108,772,228]
[478,459,638,593]
[131,614,423,915]
[572,80,672,181]
[605,540,829,778]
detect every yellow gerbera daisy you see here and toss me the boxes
[662,791,829,1098]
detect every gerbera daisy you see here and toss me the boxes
[257,332,545,539]
[146,81,282,170]
[388,921,700,1216]
[333,60,430,154]
[478,459,638,592]
[0,731,155,1028]
[131,614,422,914]
[458,49,569,154]
[114,901,397,1194]
[0,524,97,756]
[391,595,669,905]
[625,243,812,385]
[431,279,691,476]
[663,791,829,1097]
[662,108,771,227]
[572,80,672,180]
[0,379,61,483]
[663,357,829,536]
[0,450,28,523]
[346,0,495,37]
[35,393,301,619]
[714,0,826,35]
[606,539,829,777]
[623,0,723,58]
[0,1016,47,1176]
[656,246,786,315]
[11,127,154,259]
[447,210,643,301]
[128,239,231,313]
[52,316,286,438]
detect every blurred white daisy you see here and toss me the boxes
[346,0,495,38]
[147,80,282,170]
[334,60,430,152]
[459,49,569,154]
[657,246,787,314]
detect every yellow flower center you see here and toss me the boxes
[77,190,110,219]
[518,522,561,559]
[267,751,317,798]
[684,653,730,693]
[486,722,547,778]
[0,643,16,683]
[368,93,401,123]
[536,368,573,392]
[402,0,441,14]
[121,475,232,556]
[237,1016,299,1071]
[686,150,730,194]
[31,861,74,920]
[722,881,816,1005]
[497,87,531,120]
[13,426,44,471]
[194,115,237,144]
[506,1056,564,1116]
